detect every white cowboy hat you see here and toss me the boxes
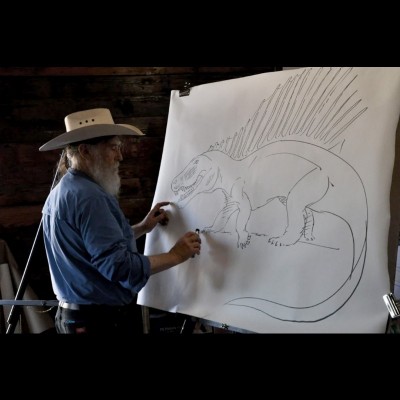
[39,108,145,151]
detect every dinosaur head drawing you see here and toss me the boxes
[171,153,220,208]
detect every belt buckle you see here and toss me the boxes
[59,301,81,310]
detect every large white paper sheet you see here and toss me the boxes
[138,67,400,333]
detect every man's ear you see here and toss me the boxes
[77,143,91,160]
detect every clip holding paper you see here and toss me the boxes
[383,293,400,319]
[179,81,191,97]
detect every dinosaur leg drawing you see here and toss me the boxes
[230,178,253,248]
[303,207,315,241]
[203,200,239,233]
[269,167,330,246]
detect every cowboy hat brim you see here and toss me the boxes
[39,124,145,151]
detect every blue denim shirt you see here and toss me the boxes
[42,168,151,305]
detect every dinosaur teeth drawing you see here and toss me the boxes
[170,67,369,322]
[174,171,208,202]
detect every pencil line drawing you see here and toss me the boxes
[170,67,369,322]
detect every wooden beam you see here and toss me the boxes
[0,67,275,77]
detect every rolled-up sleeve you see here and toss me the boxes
[78,195,151,293]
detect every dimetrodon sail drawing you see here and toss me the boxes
[170,67,368,323]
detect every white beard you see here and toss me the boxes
[90,152,121,197]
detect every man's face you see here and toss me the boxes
[89,137,123,196]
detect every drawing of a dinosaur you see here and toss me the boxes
[170,67,368,322]
[172,140,366,250]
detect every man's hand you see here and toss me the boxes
[169,231,201,263]
[148,230,202,275]
[132,201,170,238]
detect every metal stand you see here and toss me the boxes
[198,318,254,334]
[383,292,400,333]
[5,151,65,334]
[180,316,198,334]
[383,292,400,319]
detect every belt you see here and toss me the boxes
[58,301,130,312]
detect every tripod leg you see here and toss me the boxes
[6,150,65,334]
[6,221,43,334]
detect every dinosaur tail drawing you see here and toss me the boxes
[225,232,366,322]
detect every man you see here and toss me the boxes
[39,108,201,334]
